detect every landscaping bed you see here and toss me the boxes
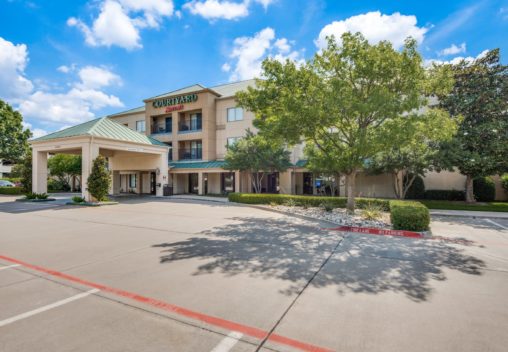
[66,201,118,207]
[16,198,56,202]
[228,193,430,231]
[66,196,118,206]
[267,204,391,229]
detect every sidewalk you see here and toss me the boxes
[430,209,508,219]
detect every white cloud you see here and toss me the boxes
[0,37,124,131]
[0,37,34,101]
[184,0,249,20]
[19,88,123,125]
[77,66,122,89]
[183,0,275,20]
[221,62,231,72]
[68,0,174,50]
[438,42,466,56]
[254,0,274,9]
[316,11,428,50]
[57,65,71,73]
[224,27,303,81]
[425,49,489,67]
[57,64,77,73]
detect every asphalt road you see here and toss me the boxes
[0,195,507,352]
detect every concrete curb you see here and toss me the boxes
[167,196,229,204]
[430,211,508,219]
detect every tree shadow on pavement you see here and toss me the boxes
[152,216,485,302]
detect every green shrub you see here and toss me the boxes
[227,193,390,211]
[502,174,508,193]
[87,156,111,201]
[71,196,85,203]
[48,179,70,192]
[35,193,48,200]
[0,186,24,195]
[320,201,334,212]
[405,175,425,199]
[473,177,496,202]
[424,189,465,201]
[361,203,383,220]
[25,192,37,199]
[283,198,297,207]
[389,200,430,231]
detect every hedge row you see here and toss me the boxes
[389,200,430,231]
[227,193,390,211]
[424,190,465,201]
[228,193,429,231]
[0,187,24,195]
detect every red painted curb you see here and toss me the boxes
[324,226,424,239]
[0,254,334,352]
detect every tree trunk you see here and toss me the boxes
[392,171,404,199]
[465,174,475,203]
[402,173,417,200]
[335,173,341,197]
[346,171,357,213]
[344,174,349,197]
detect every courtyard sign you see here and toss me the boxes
[152,94,198,109]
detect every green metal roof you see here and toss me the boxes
[31,117,167,147]
[210,79,256,98]
[146,84,207,101]
[294,159,307,167]
[169,160,227,169]
[107,106,145,117]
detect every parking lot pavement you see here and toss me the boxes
[1,198,507,352]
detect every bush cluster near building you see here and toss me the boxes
[0,186,24,195]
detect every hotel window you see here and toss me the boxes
[227,137,241,148]
[227,107,243,122]
[136,120,146,132]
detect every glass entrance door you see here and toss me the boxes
[188,173,199,194]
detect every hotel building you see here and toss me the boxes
[30,80,507,201]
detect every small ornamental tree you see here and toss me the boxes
[11,149,32,193]
[87,155,110,201]
[367,109,457,199]
[48,154,82,190]
[224,130,291,193]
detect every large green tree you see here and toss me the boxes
[48,154,82,190]
[367,109,457,199]
[224,130,291,193]
[0,99,32,162]
[236,32,452,211]
[437,49,508,203]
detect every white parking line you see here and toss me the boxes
[485,219,508,230]
[0,288,99,328]
[210,331,243,352]
[0,264,20,271]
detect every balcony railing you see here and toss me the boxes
[178,118,202,133]
[178,147,202,160]
[151,124,172,134]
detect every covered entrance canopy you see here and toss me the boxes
[30,117,169,201]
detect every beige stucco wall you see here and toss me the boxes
[422,170,466,191]
[353,173,396,198]
[215,97,257,160]
[108,112,145,131]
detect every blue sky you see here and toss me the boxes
[1,0,507,137]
